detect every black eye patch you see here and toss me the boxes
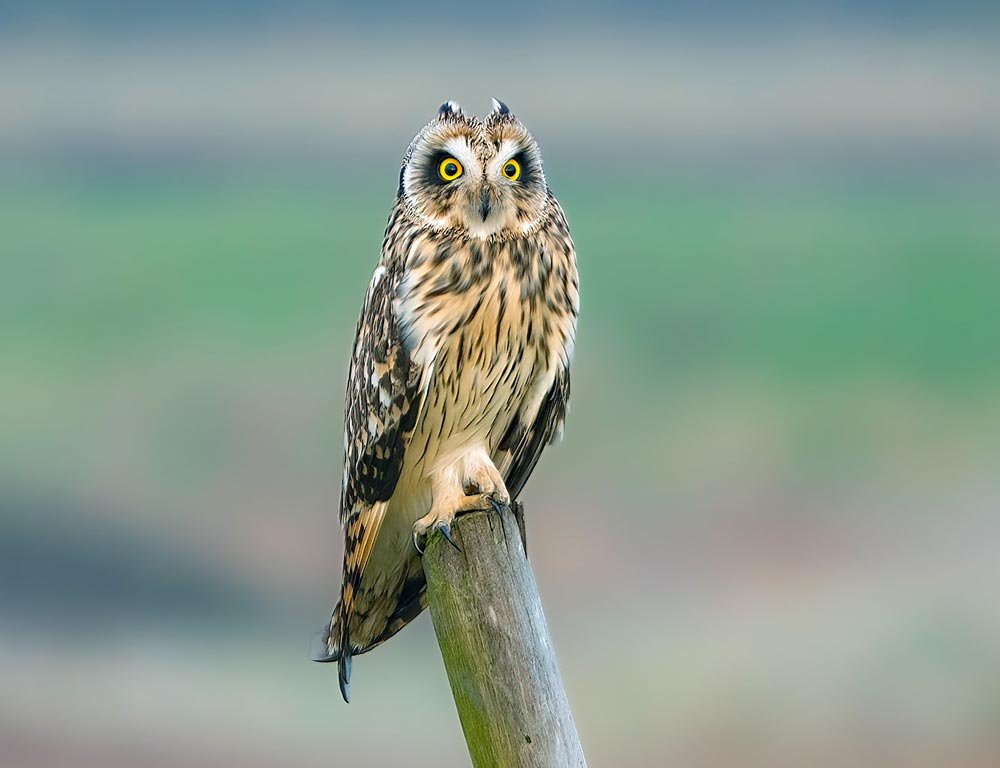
[508,151,537,185]
[424,151,461,187]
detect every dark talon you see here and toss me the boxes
[486,496,511,547]
[339,647,352,703]
[488,496,509,515]
[437,522,462,552]
[485,496,504,533]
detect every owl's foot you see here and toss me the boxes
[462,458,511,512]
[462,459,512,536]
[413,449,511,554]
[412,492,509,554]
[413,491,500,539]
[413,518,461,555]
[484,494,511,516]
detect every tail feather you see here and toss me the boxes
[372,573,427,647]
[311,605,353,703]
[338,637,352,703]
[312,559,429,703]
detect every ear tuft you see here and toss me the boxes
[438,101,463,120]
[490,98,510,116]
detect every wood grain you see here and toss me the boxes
[423,505,587,767]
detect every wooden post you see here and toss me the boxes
[422,505,587,767]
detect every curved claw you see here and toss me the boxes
[413,529,425,555]
[437,522,462,552]
[488,496,511,515]
[485,496,512,547]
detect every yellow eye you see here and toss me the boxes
[502,159,521,181]
[438,157,463,181]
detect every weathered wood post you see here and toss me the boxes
[422,505,587,767]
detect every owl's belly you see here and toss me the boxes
[412,331,538,477]
[392,237,572,523]
[394,280,554,522]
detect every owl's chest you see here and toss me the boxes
[397,256,555,457]
[405,263,545,386]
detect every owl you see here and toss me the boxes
[314,100,579,702]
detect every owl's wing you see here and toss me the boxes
[340,264,423,525]
[498,365,571,501]
[323,262,426,699]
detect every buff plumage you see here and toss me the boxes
[314,100,579,702]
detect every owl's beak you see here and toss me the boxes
[479,187,492,221]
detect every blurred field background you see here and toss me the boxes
[3,2,1000,766]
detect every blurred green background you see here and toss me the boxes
[2,2,1000,766]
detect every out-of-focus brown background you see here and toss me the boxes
[2,2,1000,766]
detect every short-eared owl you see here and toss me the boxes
[314,100,579,701]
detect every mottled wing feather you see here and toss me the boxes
[341,267,422,520]
[499,366,570,501]
[341,263,423,580]
[324,262,423,698]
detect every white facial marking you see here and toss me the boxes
[442,137,477,173]
[489,140,522,177]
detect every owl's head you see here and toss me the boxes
[398,100,549,240]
